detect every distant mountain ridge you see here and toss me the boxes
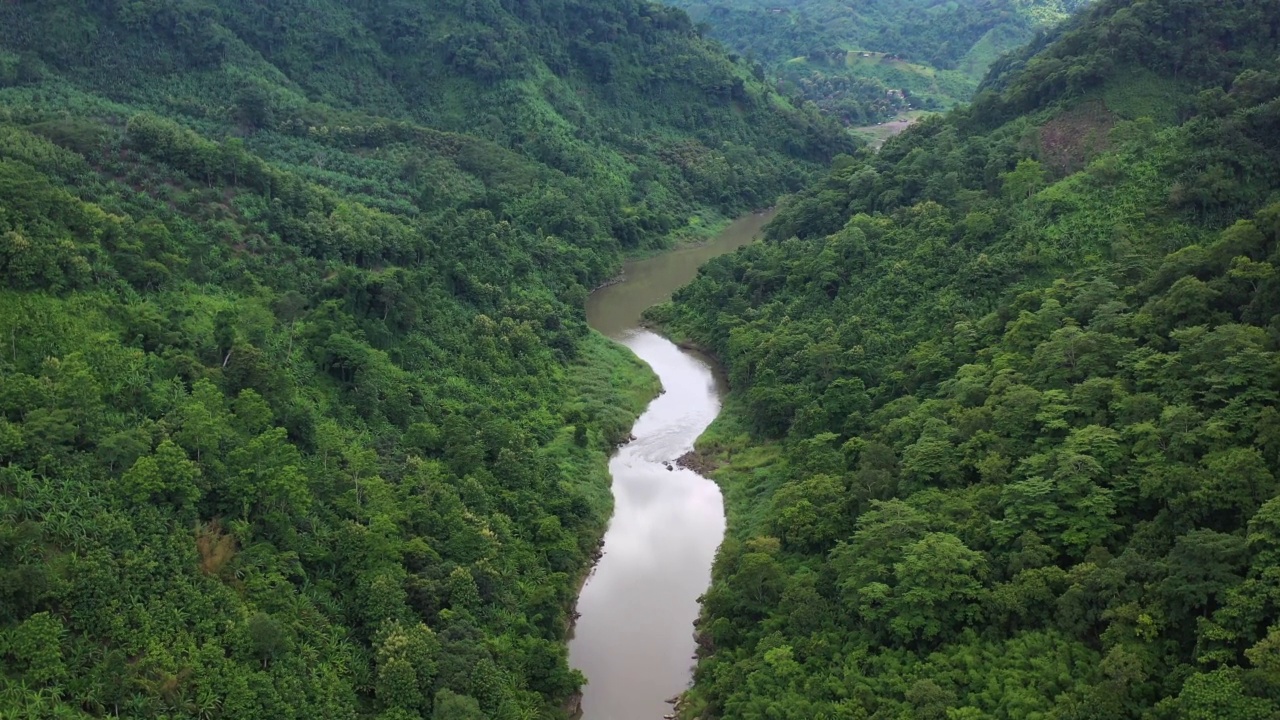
[1,0,850,241]
[667,0,1094,123]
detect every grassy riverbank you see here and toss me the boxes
[557,331,660,651]
[557,331,662,523]
[621,213,738,263]
[683,397,784,540]
[674,395,788,720]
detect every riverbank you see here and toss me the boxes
[560,331,661,717]
[593,207,778,292]
[633,316,788,720]
[572,330,663,447]
[568,210,777,720]
[668,395,789,720]
[640,316,785,539]
[567,330,730,720]
[562,329,661,527]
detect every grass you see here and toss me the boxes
[843,50,938,78]
[691,394,785,539]
[637,314,784,538]
[572,330,660,446]
[1101,67,1190,125]
[851,110,932,150]
[618,212,735,264]
[542,329,660,531]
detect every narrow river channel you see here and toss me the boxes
[568,211,774,720]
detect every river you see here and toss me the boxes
[568,211,774,720]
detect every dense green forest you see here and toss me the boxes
[652,0,1280,716]
[0,1,849,718]
[669,0,1092,124]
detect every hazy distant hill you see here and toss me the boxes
[0,1,849,718]
[668,0,1093,123]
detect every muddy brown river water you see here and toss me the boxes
[568,211,774,720]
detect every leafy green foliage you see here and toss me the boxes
[655,1,1280,716]
[0,1,845,718]
[669,0,1094,122]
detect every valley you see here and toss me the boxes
[0,2,840,718]
[568,212,773,720]
[3,1,1280,719]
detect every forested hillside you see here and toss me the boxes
[653,0,1280,716]
[0,2,848,718]
[669,0,1091,124]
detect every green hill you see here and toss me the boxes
[669,0,1093,123]
[650,0,1280,716]
[0,2,849,718]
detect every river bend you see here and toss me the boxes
[568,212,772,720]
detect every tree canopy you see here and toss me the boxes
[0,1,848,718]
[651,0,1280,716]
[666,0,1095,123]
